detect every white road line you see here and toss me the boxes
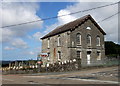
[29,82,39,84]
[2,79,14,81]
[22,76,47,78]
[63,78,119,84]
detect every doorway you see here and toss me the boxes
[87,51,91,65]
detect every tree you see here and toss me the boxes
[105,41,120,58]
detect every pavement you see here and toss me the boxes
[2,66,120,85]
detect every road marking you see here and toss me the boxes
[62,78,119,84]
[29,82,39,84]
[22,76,47,78]
[2,79,14,81]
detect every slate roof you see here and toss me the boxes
[41,15,106,39]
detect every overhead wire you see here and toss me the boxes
[98,11,120,23]
[1,2,119,28]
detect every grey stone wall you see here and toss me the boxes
[41,32,71,67]
[41,19,105,67]
[69,19,105,66]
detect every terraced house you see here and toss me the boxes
[41,15,106,67]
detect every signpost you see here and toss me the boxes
[37,53,48,72]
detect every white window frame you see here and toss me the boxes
[97,52,101,60]
[87,35,91,46]
[77,51,81,59]
[47,52,50,61]
[72,41,74,47]
[57,51,61,60]
[90,36,91,46]
[96,36,100,46]
[87,54,91,64]
[57,36,61,46]
[76,33,81,45]
[48,38,50,48]
[86,27,91,30]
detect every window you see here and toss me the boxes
[76,33,81,45]
[97,51,101,60]
[102,44,104,49]
[72,41,74,47]
[47,52,50,60]
[58,51,61,60]
[77,51,81,59]
[87,34,91,46]
[87,51,91,64]
[57,36,61,46]
[96,36,100,46]
[86,27,91,30]
[48,38,50,48]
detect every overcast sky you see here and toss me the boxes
[0,0,119,61]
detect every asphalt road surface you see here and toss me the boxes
[2,66,120,85]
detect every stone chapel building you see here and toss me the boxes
[41,15,106,67]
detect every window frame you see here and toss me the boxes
[86,26,91,30]
[58,51,61,60]
[47,38,50,49]
[47,52,50,61]
[76,51,81,59]
[97,51,101,60]
[96,36,100,46]
[76,33,81,45]
[87,34,91,46]
[57,35,61,46]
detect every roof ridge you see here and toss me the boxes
[41,14,105,39]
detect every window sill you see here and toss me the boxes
[77,44,81,46]
[57,46,61,47]
[96,45,101,47]
[76,45,82,48]
[87,45,91,47]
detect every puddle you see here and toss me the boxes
[97,72,107,74]
[28,81,34,82]
[68,76,97,79]
[28,81,38,84]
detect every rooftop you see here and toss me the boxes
[41,15,106,39]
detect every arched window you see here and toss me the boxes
[96,36,100,46]
[87,34,91,46]
[76,33,81,45]
[58,51,61,60]
[47,52,50,60]
[86,27,91,30]
[57,36,61,46]
[48,38,50,48]
[97,51,101,60]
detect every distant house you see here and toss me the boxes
[41,15,106,67]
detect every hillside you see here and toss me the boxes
[105,41,120,58]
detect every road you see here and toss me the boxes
[2,66,119,85]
